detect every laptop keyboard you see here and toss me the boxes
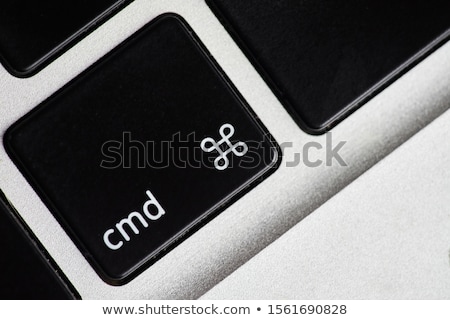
[5,14,279,285]
[0,0,131,77]
[207,0,450,132]
[1,0,450,297]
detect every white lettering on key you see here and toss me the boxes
[143,190,166,220]
[103,190,166,250]
[103,229,123,250]
[200,123,248,171]
[116,212,149,241]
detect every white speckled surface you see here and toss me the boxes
[0,0,449,299]
[201,109,450,299]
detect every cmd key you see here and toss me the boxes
[5,14,280,285]
[0,0,131,77]
[207,0,450,133]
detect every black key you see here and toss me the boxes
[5,14,280,285]
[207,0,450,133]
[0,191,75,299]
[0,0,131,77]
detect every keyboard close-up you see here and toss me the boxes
[0,0,449,299]
[4,15,279,285]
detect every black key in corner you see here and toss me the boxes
[5,14,280,285]
[0,192,75,299]
[0,0,130,77]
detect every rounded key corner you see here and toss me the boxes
[92,250,167,287]
[2,115,33,163]
[0,58,39,79]
[281,104,337,136]
[269,140,283,170]
[3,124,19,158]
[296,119,333,136]
[80,247,140,287]
[95,268,133,287]
[143,12,192,33]
[154,12,186,23]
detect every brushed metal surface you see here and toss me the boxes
[202,109,450,299]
